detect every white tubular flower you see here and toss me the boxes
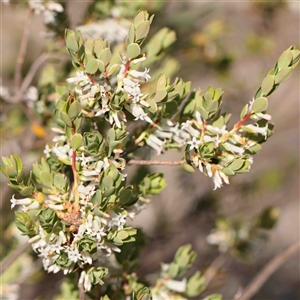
[223,142,245,155]
[128,103,152,123]
[206,230,230,252]
[22,201,40,212]
[164,278,187,293]
[91,216,107,241]
[128,68,151,82]
[205,163,213,177]
[252,112,272,121]
[247,98,255,113]
[212,170,223,190]
[10,195,33,209]
[108,212,126,230]
[212,169,229,190]
[206,125,228,135]
[181,121,200,137]
[78,183,96,204]
[24,86,38,102]
[78,153,97,167]
[67,72,89,84]
[66,246,82,263]
[131,56,147,64]
[243,124,268,139]
[187,137,201,150]
[44,202,64,210]
[195,111,203,126]
[79,270,92,291]
[29,0,63,24]
[43,145,51,158]
[146,134,165,155]
[52,144,73,161]
[155,130,173,139]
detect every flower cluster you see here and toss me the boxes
[1,5,299,299]
[29,0,63,24]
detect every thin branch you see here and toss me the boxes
[127,159,186,166]
[237,241,300,300]
[14,7,34,91]
[12,52,69,103]
[204,252,228,286]
[1,242,31,274]
[78,270,85,300]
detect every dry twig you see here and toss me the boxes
[128,159,186,166]
[236,241,300,300]
[14,7,34,90]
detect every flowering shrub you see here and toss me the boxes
[1,1,299,299]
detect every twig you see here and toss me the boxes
[12,52,69,103]
[14,7,34,91]
[237,241,300,300]
[1,242,31,274]
[78,270,85,300]
[127,159,186,166]
[204,252,228,286]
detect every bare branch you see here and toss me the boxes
[204,252,228,286]
[14,7,34,91]
[127,159,186,166]
[78,270,85,300]
[237,241,300,300]
[12,52,69,103]
[1,242,31,274]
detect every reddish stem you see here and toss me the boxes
[123,60,131,77]
[221,111,252,142]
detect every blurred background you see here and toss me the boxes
[1,1,299,299]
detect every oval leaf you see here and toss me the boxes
[261,75,274,96]
[275,67,291,84]
[135,21,150,41]
[68,101,82,119]
[71,134,83,150]
[85,57,99,74]
[252,97,268,113]
[127,43,141,60]
[99,48,112,66]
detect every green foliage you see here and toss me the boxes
[1,1,299,299]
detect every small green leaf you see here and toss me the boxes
[128,24,135,44]
[274,67,291,84]
[20,186,34,197]
[134,11,146,27]
[107,128,115,143]
[85,57,99,74]
[127,43,141,60]
[240,104,248,119]
[99,48,112,67]
[229,159,244,171]
[261,75,274,96]
[68,101,81,119]
[135,21,150,41]
[199,107,208,120]
[98,60,105,72]
[94,39,105,57]
[182,163,195,173]
[155,74,167,91]
[60,111,72,127]
[40,171,53,186]
[222,167,235,176]
[152,90,167,103]
[71,134,83,150]
[119,188,133,205]
[277,50,293,69]
[252,97,268,113]
[65,30,79,52]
